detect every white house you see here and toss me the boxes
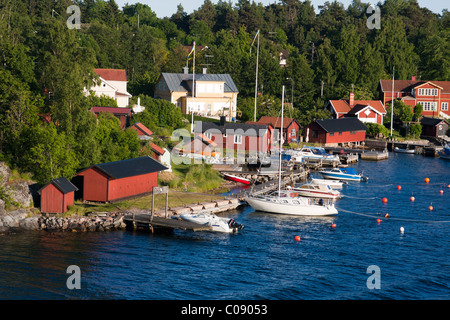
[86,68,132,108]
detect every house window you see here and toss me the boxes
[291,128,295,137]
[419,101,437,111]
[442,102,448,111]
[330,132,335,136]
[350,131,356,135]
[234,135,242,144]
[204,132,212,139]
[339,132,342,135]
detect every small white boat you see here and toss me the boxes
[394,147,416,154]
[319,167,368,182]
[310,178,345,189]
[292,183,341,200]
[179,213,244,233]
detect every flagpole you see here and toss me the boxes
[191,42,196,133]
[254,30,260,122]
[390,66,394,137]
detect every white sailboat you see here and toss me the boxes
[244,86,338,216]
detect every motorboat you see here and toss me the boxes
[310,178,345,189]
[319,167,368,182]
[223,173,251,185]
[292,183,341,200]
[178,213,244,233]
[245,190,338,216]
[394,147,416,154]
[438,144,450,160]
[288,146,340,163]
[244,86,339,217]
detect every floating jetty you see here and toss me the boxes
[360,150,389,161]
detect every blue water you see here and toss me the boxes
[1,153,449,300]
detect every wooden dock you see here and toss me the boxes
[360,150,389,161]
[123,213,212,232]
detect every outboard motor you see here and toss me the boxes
[228,219,245,232]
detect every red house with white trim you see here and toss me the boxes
[327,93,386,125]
[379,78,450,119]
[254,116,301,144]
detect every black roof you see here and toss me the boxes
[314,118,368,133]
[38,177,78,194]
[92,156,168,179]
[420,117,449,126]
[194,121,270,137]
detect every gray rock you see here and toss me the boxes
[5,180,34,208]
[19,216,40,230]
[0,162,11,186]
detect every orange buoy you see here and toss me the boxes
[440,190,444,194]
[447,184,450,188]
[331,223,337,228]
[384,213,390,218]
[429,205,433,211]
[397,185,402,190]
[382,197,388,203]
[294,235,301,242]
[410,196,415,202]
[425,178,430,183]
[376,219,382,223]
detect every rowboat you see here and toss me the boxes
[394,147,416,154]
[223,173,251,185]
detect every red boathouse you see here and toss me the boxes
[38,177,78,214]
[74,156,168,203]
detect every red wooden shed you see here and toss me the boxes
[74,156,168,203]
[38,177,78,214]
[305,118,368,146]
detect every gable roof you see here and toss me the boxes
[76,156,167,180]
[420,117,450,126]
[160,73,239,93]
[379,80,450,93]
[38,177,78,195]
[91,106,132,115]
[255,116,302,129]
[194,121,270,137]
[329,100,386,115]
[130,122,153,136]
[313,118,368,133]
[94,68,127,82]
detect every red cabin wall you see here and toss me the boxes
[107,172,158,201]
[77,167,109,202]
[40,184,64,213]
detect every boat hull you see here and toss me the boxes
[223,173,251,185]
[394,147,416,154]
[244,196,338,216]
[179,213,243,233]
[319,172,362,181]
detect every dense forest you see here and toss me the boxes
[0,0,448,184]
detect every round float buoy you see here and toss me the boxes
[382,197,388,203]
[376,218,382,223]
[397,185,402,190]
[447,184,450,188]
[384,213,390,218]
[410,196,415,201]
[294,235,301,242]
[440,190,444,194]
[429,205,433,211]
[425,177,430,183]
[400,226,405,234]
[331,223,337,228]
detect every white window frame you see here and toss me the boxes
[234,134,242,144]
[442,102,448,111]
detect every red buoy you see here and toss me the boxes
[410,196,415,202]
[294,235,301,242]
[376,219,382,223]
[397,185,402,190]
[440,190,444,194]
[331,223,337,228]
[382,197,388,203]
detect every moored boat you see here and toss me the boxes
[310,178,345,189]
[319,167,368,182]
[223,173,251,185]
[292,183,341,200]
[394,147,416,154]
[438,144,450,160]
[179,213,244,233]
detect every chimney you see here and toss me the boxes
[202,68,207,74]
[349,92,355,107]
[411,76,416,81]
[182,66,189,74]
[219,116,226,126]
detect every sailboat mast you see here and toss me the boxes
[390,66,394,137]
[278,85,285,196]
[253,30,260,122]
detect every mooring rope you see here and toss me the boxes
[337,207,450,224]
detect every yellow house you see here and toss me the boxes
[154,69,239,119]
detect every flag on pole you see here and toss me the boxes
[250,30,259,53]
[186,42,196,66]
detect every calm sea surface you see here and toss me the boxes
[1,153,449,300]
